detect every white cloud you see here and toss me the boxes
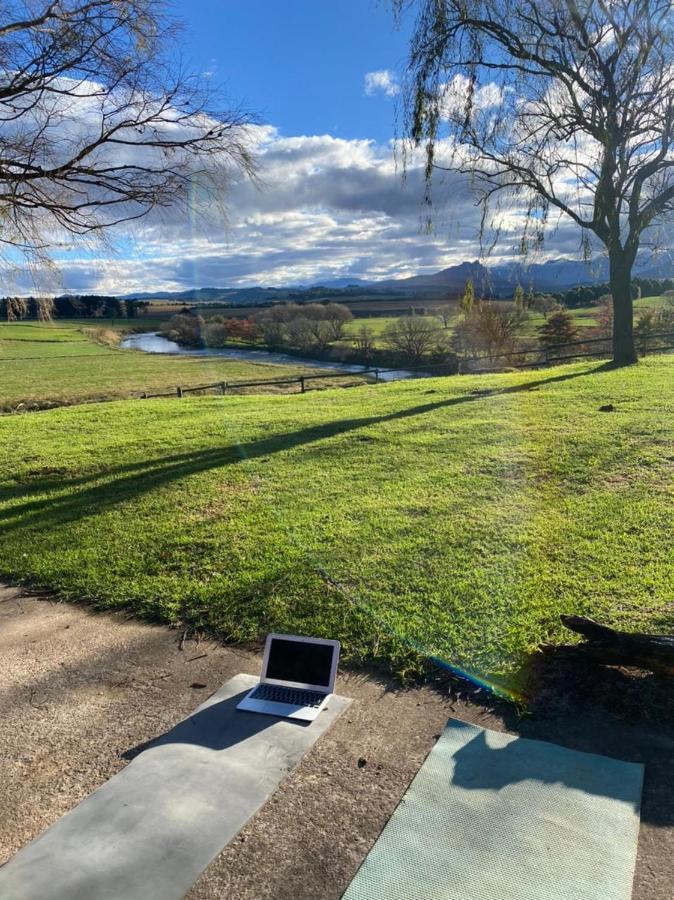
[364,70,400,98]
[2,105,591,295]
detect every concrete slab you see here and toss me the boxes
[0,673,350,900]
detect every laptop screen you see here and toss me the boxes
[265,638,334,687]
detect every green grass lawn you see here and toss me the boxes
[0,321,365,410]
[1,355,671,693]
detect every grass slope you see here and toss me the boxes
[1,356,672,689]
[0,321,363,410]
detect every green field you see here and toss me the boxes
[0,321,365,410]
[343,296,671,346]
[1,355,671,692]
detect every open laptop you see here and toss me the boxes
[236,633,340,722]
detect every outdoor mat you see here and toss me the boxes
[0,673,350,900]
[343,718,643,900]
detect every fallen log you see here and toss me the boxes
[560,615,674,674]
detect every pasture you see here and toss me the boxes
[0,354,671,692]
[338,295,670,347]
[0,321,365,410]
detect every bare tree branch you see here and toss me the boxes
[0,0,257,269]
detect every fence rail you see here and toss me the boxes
[136,331,674,401]
[460,330,674,372]
[139,368,382,400]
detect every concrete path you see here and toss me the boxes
[2,590,673,900]
[0,672,349,900]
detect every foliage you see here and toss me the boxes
[0,357,672,685]
[163,314,205,347]
[460,279,475,315]
[595,298,614,338]
[0,295,149,320]
[538,308,580,350]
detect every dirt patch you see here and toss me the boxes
[1,585,673,899]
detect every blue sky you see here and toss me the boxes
[181,1,411,143]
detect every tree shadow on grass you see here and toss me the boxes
[0,364,606,537]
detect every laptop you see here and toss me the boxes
[237,633,341,722]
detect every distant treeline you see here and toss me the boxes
[552,277,674,308]
[0,295,150,320]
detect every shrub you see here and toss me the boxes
[538,307,580,350]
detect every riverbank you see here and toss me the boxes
[123,331,439,381]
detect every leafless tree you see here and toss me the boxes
[383,315,446,362]
[396,0,674,364]
[322,302,353,341]
[452,301,526,358]
[436,303,453,327]
[0,1,256,265]
[353,323,376,360]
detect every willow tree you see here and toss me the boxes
[396,0,674,364]
[0,1,255,272]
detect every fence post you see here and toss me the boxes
[221,381,227,395]
[177,386,183,398]
[141,392,146,399]
[374,368,379,383]
[300,376,305,393]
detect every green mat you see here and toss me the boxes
[343,719,643,900]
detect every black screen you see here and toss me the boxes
[265,639,334,686]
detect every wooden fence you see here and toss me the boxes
[137,331,674,401]
[460,330,674,372]
[139,369,379,400]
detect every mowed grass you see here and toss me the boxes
[0,321,364,410]
[0,355,672,690]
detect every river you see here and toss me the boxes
[120,332,427,382]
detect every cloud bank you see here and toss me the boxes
[6,121,590,295]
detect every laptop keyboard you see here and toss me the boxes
[250,684,326,708]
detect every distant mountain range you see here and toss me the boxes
[119,254,674,304]
[362,255,674,294]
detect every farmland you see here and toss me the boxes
[0,321,365,411]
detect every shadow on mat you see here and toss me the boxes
[449,725,642,807]
[123,689,309,760]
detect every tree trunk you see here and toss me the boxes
[609,251,637,365]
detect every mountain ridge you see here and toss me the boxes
[116,254,674,303]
